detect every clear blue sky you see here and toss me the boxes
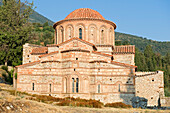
[26,0,170,41]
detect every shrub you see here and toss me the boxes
[1,65,8,72]
[57,98,103,108]
[104,102,132,108]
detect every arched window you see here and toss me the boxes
[76,78,79,93]
[32,83,34,91]
[79,28,82,39]
[101,30,104,44]
[72,78,74,93]
[98,84,100,93]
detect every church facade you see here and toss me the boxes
[16,8,164,106]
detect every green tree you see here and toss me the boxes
[0,0,34,66]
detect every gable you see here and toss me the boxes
[58,37,97,51]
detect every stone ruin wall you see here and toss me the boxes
[135,71,164,106]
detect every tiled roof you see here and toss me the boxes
[16,61,40,68]
[65,8,105,20]
[113,45,135,54]
[111,61,137,68]
[39,51,59,58]
[31,47,48,54]
[92,51,113,57]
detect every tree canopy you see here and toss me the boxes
[0,0,34,66]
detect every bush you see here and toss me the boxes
[104,102,132,108]
[1,65,8,72]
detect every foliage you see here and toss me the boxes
[0,0,34,66]
[1,65,13,84]
[29,22,54,46]
[1,65,8,72]
[104,102,132,108]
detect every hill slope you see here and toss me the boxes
[115,32,170,56]
[0,0,54,25]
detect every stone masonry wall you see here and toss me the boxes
[135,71,164,106]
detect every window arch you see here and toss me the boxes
[79,28,82,39]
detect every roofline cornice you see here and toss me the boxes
[53,18,117,29]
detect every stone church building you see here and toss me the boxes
[16,8,165,106]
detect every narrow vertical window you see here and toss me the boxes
[118,84,120,92]
[61,29,64,42]
[101,30,104,44]
[32,83,34,91]
[79,28,82,39]
[49,84,51,92]
[72,78,74,93]
[76,78,79,93]
[98,84,100,93]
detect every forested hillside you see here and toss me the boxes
[115,32,170,56]
[0,0,54,25]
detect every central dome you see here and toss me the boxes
[64,8,105,20]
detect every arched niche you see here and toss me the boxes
[88,24,97,43]
[66,24,74,40]
[99,25,107,44]
[59,26,64,43]
[108,27,113,45]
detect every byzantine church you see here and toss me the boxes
[16,8,164,106]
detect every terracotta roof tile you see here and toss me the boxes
[39,51,59,58]
[111,61,137,68]
[65,8,105,20]
[16,61,40,68]
[92,51,113,57]
[113,45,135,54]
[31,47,48,54]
